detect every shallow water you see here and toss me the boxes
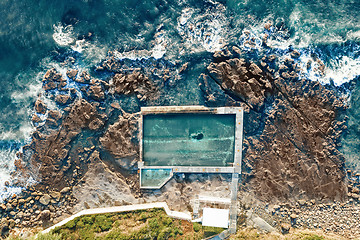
[0,0,360,200]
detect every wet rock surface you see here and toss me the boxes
[17,99,107,192]
[207,57,273,111]
[111,71,157,101]
[13,65,152,199]
[246,78,347,201]
[99,111,138,159]
[205,49,348,202]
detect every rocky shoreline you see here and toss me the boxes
[240,178,360,238]
[0,40,358,239]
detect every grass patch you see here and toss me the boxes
[300,233,325,240]
[229,227,345,240]
[40,208,224,240]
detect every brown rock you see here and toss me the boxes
[34,99,47,114]
[208,54,348,203]
[110,102,121,109]
[352,193,359,199]
[89,118,104,131]
[50,192,61,202]
[39,210,51,221]
[44,68,62,82]
[213,48,232,62]
[179,62,189,73]
[32,114,42,124]
[60,187,71,194]
[39,194,51,205]
[6,203,12,211]
[280,223,291,234]
[66,69,78,80]
[58,79,67,89]
[1,218,8,226]
[207,58,272,110]
[87,81,105,100]
[43,81,57,90]
[75,71,91,83]
[55,95,71,105]
[112,71,156,100]
[100,111,138,159]
[42,68,63,91]
[264,22,272,30]
[48,110,62,121]
[45,118,59,128]
[16,211,24,219]
[352,187,360,194]
[20,99,108,191]
[290,50,300,59]
[8,219,15,228]
[17,199,25,205]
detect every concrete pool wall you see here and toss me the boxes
[138,106,244,189]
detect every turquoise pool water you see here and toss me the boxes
[143,114,235,166]
[140,169,172,188]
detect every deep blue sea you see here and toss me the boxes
[0,0,360,201]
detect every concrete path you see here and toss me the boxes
[41,202,191,234]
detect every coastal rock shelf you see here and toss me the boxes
[0,40,355,239]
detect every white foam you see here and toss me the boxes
[113,29,168,60]
[323,56,360,86]
[177,4,227,53]
[238,30,263,51]
[151,30,167,59]
[11,78,42,105]
[296,51,360,86]
[347,30,360,41]
[72,39,108,64]
[232,14,360,87]
[178,8,193,26]
[0,123,34,142]
[0,148,22,202]
[52,23,76,46]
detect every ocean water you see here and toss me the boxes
[0,0,359,201]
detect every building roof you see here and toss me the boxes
[202,207,229,229]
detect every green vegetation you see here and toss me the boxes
[36,208,225,240]
[229,227,343,240]
[5,211,347,240]
[300,233,325,240]
[36,233,63,240]
[6,233,63,240]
